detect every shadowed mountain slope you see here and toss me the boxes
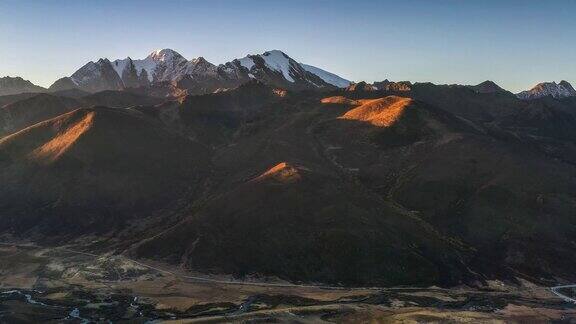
[0,91,165,138]
[316,94,576,283]
[81,90,164,108]
[132,161,471,286]
[0,94,81,137]
[0,107,210,238]
[1,83,576,287]
[130,92,576,286]
[177,80,287,145]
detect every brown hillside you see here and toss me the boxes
[132,160,470,286]
[0,94,80,137]
[0,107,210,237]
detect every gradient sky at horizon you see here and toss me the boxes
[0,0,574,92]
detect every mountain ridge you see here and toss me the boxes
[48,49,351,95]
[4,54,574,100]
[0,76,47,96]
[517,81,576,100]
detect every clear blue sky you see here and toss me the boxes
[1,0,574,92]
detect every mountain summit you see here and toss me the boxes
[469,80,507,94]
[48,49,351,95]
[0,76,46,96]
[517,81,576,100]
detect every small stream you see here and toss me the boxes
[0,288,176,322]
[1,290,50,306]
[229,295,257,316]
[66,307,91,323]
[1,289,93,323]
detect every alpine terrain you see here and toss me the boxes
[1,49,576,322]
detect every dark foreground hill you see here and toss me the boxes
[0,107,209,239]
[319,95,576,283]
[133,160,471,286]
[1,82,576,287]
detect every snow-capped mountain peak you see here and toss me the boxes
[237,50,299,83]
[260,50,295,82]
[148,48,184,62]
[233,49,350,88]
[517,81,576,100]
[50,48,351,94]
[67,58,123,92]
[111,49,188,83]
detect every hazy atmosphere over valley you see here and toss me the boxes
[1,1,576,323]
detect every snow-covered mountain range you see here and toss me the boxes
[48,49,351,95]
[516,81,576,100]
[4,52,574,101]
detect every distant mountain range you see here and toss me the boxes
[1,49,573,101]
[47,49,351,95]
